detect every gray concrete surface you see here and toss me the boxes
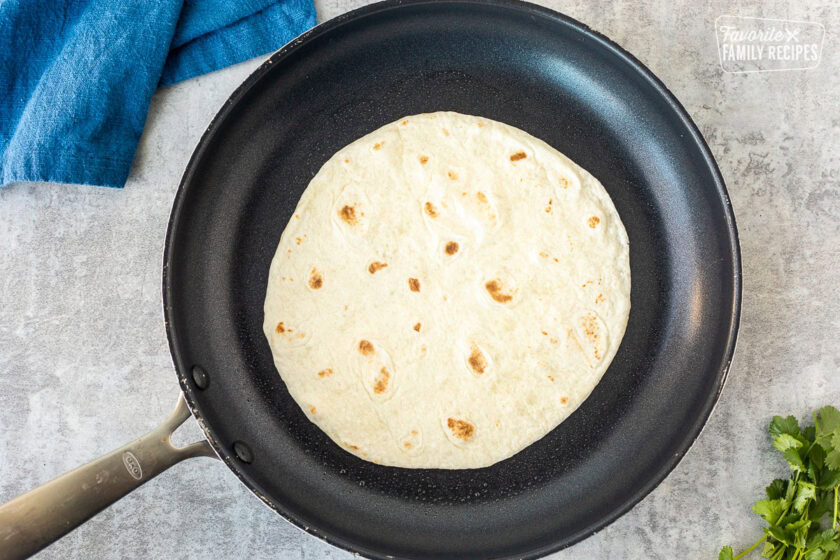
[1,0,838,558]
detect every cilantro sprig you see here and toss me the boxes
[720,406,840,560]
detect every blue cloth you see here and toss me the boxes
[0,0,316,188]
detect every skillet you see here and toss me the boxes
[0,1,741,558]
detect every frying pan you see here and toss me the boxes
[0,1,741,558]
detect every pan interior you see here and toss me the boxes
[165,2,740,558]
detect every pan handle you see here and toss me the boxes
[0,394,217,560]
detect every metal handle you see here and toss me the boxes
[0,394,216,560]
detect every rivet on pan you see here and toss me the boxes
[233,441,253,464]
[191,365,209,390]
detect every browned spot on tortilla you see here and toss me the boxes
[309,269,323,289]
[275,322,285,334]
[368,261,388,274]
[346,443,359,450]
[442,128,450,136]
[541,330,548,335]
[424,201,438,217]
[373,367,390,394]
[468,346,488,374]
[401,120,409,126]
[447,170,458,180]
[408,278,420,292]
[413,322,422,332]
[317,368,333,378]
[411,430,418,435]
[553,257,559,263]
[588,216,600,228]
[476,191,488,203]
[547,375,555,382]
[373,141,384,150]
[309,405,317,414]
[582,279,595,288]
[545,206,551,213]
[477,122,484,128]
[358,340,374,355]
[287,249,292,253]
[447,418,475,441]
[595,293,606,304]
[444,241,459,255]
[419,155,429,164]
[581,313,602,360]
[560,397,569,405]
[539,251,549,258]
[550,337,558,344]
[403,441,412,448]
[294,213,300,219]
[559,177,569,188]
[510,151,527,161]
[549,198,553,205]
[296,237,303,245]
[339,205,357,225]
[485,279,513,303]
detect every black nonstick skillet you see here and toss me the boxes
[0,1,741,558]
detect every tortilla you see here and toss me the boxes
[263,112,630,469]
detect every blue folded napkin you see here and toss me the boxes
[0,0,316,188]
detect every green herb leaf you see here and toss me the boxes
[819,468,840,489]
[718,545,734,560]
[784,447,807,472]
[826,448,840,471]
[787,479,799,502]
[793,481,817,512]
[754,498,787,525]
[817,407,840,437]
[812,445,827,470]
[761,540,777,558]
[778,511,801,527]
[806,549,830,560]
[772,415,802,438]
[810,462,822,487]
[808,489,833,520]
[806,529,836,549]
[768,524,794,546]
[775,433,805,452]
[767,479,788,499]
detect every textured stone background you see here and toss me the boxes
[1,1,838,558]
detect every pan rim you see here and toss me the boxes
[162,1,742,558]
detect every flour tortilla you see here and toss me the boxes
[263,112,630,469]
